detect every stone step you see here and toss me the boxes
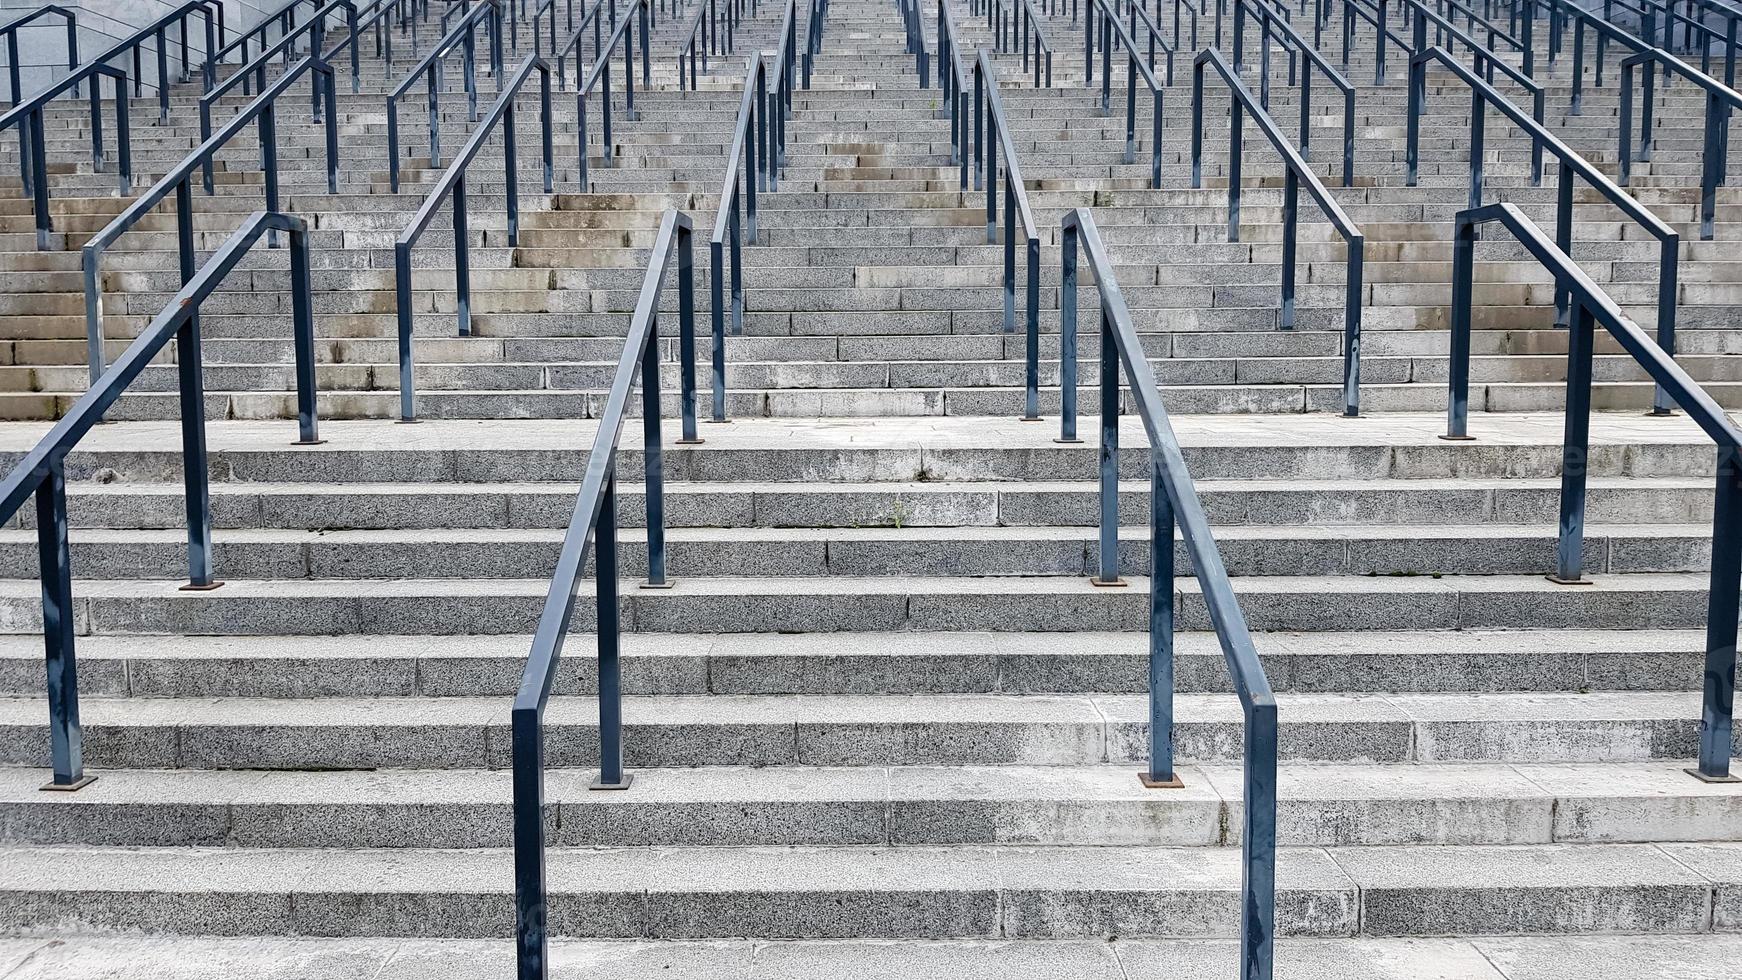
[0,628,1706,698]
[0,839,1728,938]
[0,761,1733,848]
[0,687,1728,768]
[5,933,1742,980]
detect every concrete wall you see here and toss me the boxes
[2,0,278,99]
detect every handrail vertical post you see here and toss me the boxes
[289,218,323,446]
[1696,456,1741,780]
[593,474,629,789]
[1140,456,1180,788]
[396,242,418,421]
[454,177,473,335]
[1023,229,1039,421]
[641,316,669,588]
[1242,703,1279,980]
[1094,308,1121,586]
[1343,239,1363,418]
[677,225,701,442]
[175,179,218,592]
[1445,212,1474,439]
[1652,235,1679,415]
[28,108,49,249]
[1549,300,1595,585]
[1280,170,1297,330]
[1058,218,1080,443]
[37,460,89,791]
[1553,158,1572,327]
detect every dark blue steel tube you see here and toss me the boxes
[1059,221,1080,443]
[1551,301,1594,584]
[641,318,668,588]
[1144,461,1178,786]
[1446,213,1474,438]
[175,180,216,590]
[1096,309,1120,585]
[594,474,627,787]
[1698,454,1741,779]
[37,462,87,789]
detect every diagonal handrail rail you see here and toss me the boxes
[1405,0,1540,92]
[386,0,505,190]
[1192,47,1365,416]
[82,54,338,384]
[1233,0,1355,186]
[1060,205,1280,980]
[1617,44,1742,239]
[1444,201,1742,784]
[575,0,653,188]
[1085,0,1162,187]
[1407,45,1683,414]
[677,0,743,88]
[897,0,932,85]
[550,0,617,87]
[394,52,555,421]
[1341,0,1412,81]
[972,0,1055,85]
[1,0,223,248]
[510,208,701,980]
[969,49,1044,421]
[708,0,798,420]
[3,209,321,792]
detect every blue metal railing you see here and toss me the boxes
[1341,0,1412,81]
[82,55,338,384]
[2,6,79,109]
[1192,48,1365,415]
[197,0,363,194]
[510,209,701,980]
[394,51,555,421]
[963,49,1044,420]
[1060,205,1279,980]
[575,0,652,188]
[386,0,505,191]
[1084,0,1162,186]
[938,0,969,175]
[551,0,612,87]
[1406,45,1683,414]
[1233,0,1355,186]
[2,210,321,793]
[1617,44,1742,240]
[897,0,931,84]
[677,0,745,88]
[0,0,224,249]
[708,0,797,419]
[1444,201,1741,784]
[970,0,1055,85]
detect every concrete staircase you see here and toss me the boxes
[3,0,1742,975]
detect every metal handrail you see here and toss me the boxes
[1084,0,1162,187]
[1419,0,1530,70]
[2,6,78,108]
[1407,45,1683,414]
[678,0,742,89]
[708,0,798,420]
[1405,0,1539,91]
[1445,201,1741,784]
[967,49,1044,422]
[938,0,971,187]
[1192,47,1365,416]
[3,210,321,793]
[897,0,931,85]
[196,0,359,194]
[1233,0,1355,186]
[386,0,505,191]
[551,0,612,87]
[1,0,223,249]
[576,0,653,188]
[510,209,701,980]
[1059,205,1279,980]
[212,0,318,70]
[1341,0,1411,81]
[804,0,827,85]
[972,0,1054,86]
[82,55,339,383]
[394,52,555,421]
[1618,44,1742,238]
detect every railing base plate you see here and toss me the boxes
[1687,768,1742,784]
[1437,434,1476,442]
[1545,574,1593,586]
[179,581,226,592]
[40,775,97,792]
[1053,437,1083,445]
[1137,771,1184,789]
[396,418,422,425]
[640,580,674,590]
[1020,416,1043,422]
[1089,576,1127,588]
[590,774,635,791]
[1645,409,1679,417]
[676,438,706,445]
[293,439,329,446]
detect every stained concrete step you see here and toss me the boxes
[5,933,1742,980]
[13,475,1717,531]
[0,839,1731,938]
[0,762,1734,848]
[0,689,1729,769]
[0,628,1707,698]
